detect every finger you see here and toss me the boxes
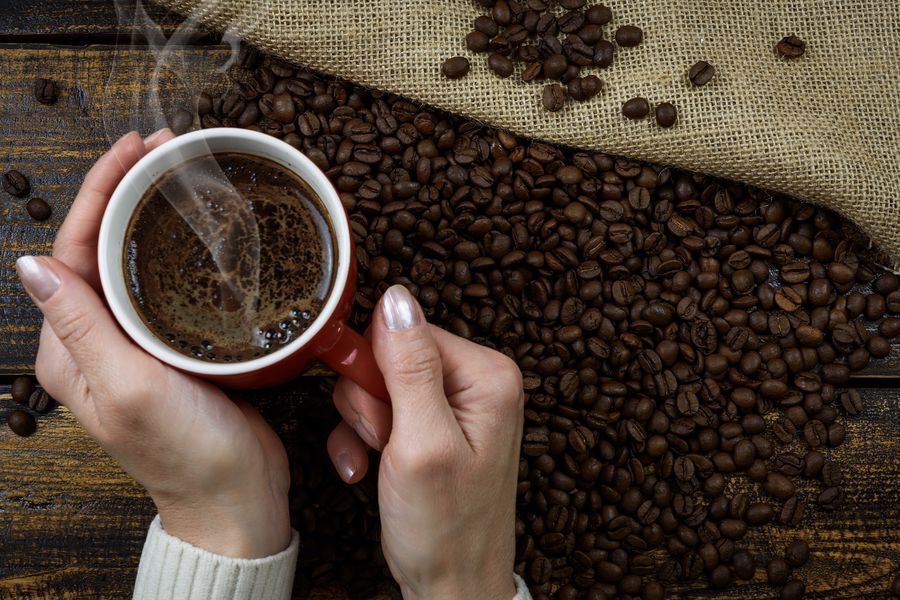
[372,285,458,434]
[16,255,147,395]
[144,127,176,151]
[53,131,148,285]
[333,376,393,450]
[327,421,369,484]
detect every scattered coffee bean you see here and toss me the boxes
[776,35,806,59]
[623,97,650,119]
[2,170,31,197]
[782,578,806,600]
[784,540,810,567]
[28,389,54,413]
[34,77,58,105]
[688,61,715,86]
[7,409,36,437]
[542,84,568,112]
[615,25,643,47]
[487,53,515,78]
[26,197,52,221]
[11,376,35,404]
[655,102,677,127]
[767,558,792,586]
[441,56,470,79]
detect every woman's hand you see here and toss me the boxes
[328,285,525,600]
[16,130,291,559]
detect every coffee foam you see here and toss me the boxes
[125,153,335,361]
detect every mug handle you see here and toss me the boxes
[320,323,389,402]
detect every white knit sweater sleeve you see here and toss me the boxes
[133,515,531,600]
[513,574,534,599]
[132,515,300,600]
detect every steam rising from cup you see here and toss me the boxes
[104,0,271,348]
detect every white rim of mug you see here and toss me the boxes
[98,128,352,376]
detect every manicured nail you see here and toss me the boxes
[381,285,422,331]
[336,451,357,483]
[145,128,172,145]
[353,414,382,450]
[16,256,60,302]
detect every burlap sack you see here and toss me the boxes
[155,0,900,265]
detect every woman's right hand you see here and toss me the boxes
[328,285,525,600]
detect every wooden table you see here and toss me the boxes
[0,2,898,599]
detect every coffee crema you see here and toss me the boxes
[124,152,336,362]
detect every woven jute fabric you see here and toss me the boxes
[155,0,900,264]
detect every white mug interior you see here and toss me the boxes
[97,128,352,376]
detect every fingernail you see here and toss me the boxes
[381,285,423,331]
[336,451,357,483]
[16,256,60,302]
[145,128,172,145]
[353,414,382,450]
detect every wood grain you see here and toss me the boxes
[0,1,183,39]
[1,384,898,599]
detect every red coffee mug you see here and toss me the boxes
[97,128,388,398]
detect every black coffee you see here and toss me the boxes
[124,152,336,362]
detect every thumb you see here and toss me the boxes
[16,255,143,387]
[373,285,456,433]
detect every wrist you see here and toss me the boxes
[154,490,291,559]
[403,573,517,600]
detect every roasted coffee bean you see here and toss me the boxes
[655,102,677,128]
[747,502,775,525]
[784,540,810,567]
[11,376,35,404]
[623,97,650,119]
[466,30,491,53]
[179,51,899,597]
[441,56,471,79]
[767,558,792,586]
[3,170,30,197]
[26,197,52,221]
[803,420,827,448]
[776,35,806,59]
[782,578,806,600]
[615,25,643,47]
[542,84,568,111]
[28,389,53,413]
[488,53,515,78]
[764,472,796,499]
[34,77,58,104]
[7,409,36,437]
[688,61,715,86]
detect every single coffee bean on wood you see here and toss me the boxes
[784,540,810,567]
[2,170,30,197]
[11,376,35,404]
[34,77,58,105]
[7,410,36,437]
[26,197,52,221]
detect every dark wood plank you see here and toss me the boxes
[0,44,232,375]
[0,0,184,39]
[1,384,898,599]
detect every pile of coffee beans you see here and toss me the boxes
[441,0,686,118]
[170,45,898,599]
[5,376,55,437]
